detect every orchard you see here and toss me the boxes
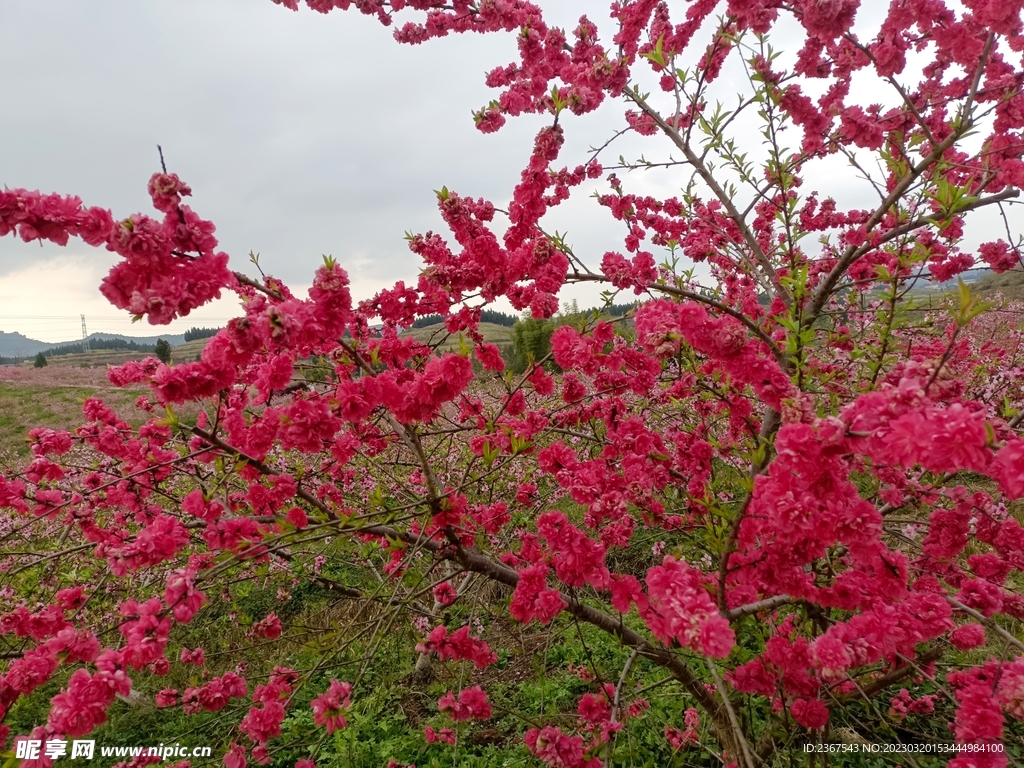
[2,0,1024,766]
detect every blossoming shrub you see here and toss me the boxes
[3,0,1024,766]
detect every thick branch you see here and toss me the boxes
[726,594,794,621]
[839,645,944,700]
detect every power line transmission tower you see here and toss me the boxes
[81,314,89,352]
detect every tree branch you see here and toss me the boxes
[623,86,789,306]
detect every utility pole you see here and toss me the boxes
[81,314,89,353]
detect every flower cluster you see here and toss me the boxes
[437,686,492,722]
[2,0,1024,764]
[414,625,497,668]
[311,680,352,734]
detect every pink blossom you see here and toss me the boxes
[178,646,205,666]
[224,744,247,768]
[510,564,566,625]
[188,672,248,713]
[415,625,496,668]
[48,668,131,737]
[437,686,492,721]
[950,624,987,651]
[311,680,352,733]
[155,688,178,708]
[251,613,283,639]
[992,439,1024,500]
[790,698,829,730]
[240,700,285,743]
[524,725,599,768]
[165,569,206,624]
[642,557,735,658]
[432,582,458,606]
[423,726,456,745]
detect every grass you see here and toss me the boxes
[0,334,212,458]
[23,338,211,369]
[171,337,211,361]
[36,349,157,367]
[11,322,511,370]
[401,322,514,352]
[0,368,149,459]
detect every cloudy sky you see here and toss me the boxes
[2,2,1001,344]
[0,0,645,342]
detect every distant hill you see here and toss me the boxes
[918,266,1024,307]
[0,331,48,357]
[0,331,186,358]
[896,267,989,299]
[402,322,515,351]
[968,266,1024,303]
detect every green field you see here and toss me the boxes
[0,337,206,458]
[10,338,208,369]
[401,321,514,351]
[17,322,515,370]
[0,378,146,459]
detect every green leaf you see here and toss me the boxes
[481,440,498,468]
[369,486,384,508]
[1003,395,1019,419]
[549,84,567,114]
[160,404,179,429]
[641,34,667,67]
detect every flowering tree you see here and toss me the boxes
[2,0,1024,766]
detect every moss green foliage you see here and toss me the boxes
[508,316,556,374]
[155,338,172,364]
[46,338,155,358]
[184,327,222,342]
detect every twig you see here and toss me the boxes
[605,648,640,766]
[947,597,1024,653]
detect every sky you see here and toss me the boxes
[0,0,633,342]
[1,1,1004,344]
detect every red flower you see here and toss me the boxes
[311,680,352,733]
[438,686,492,722]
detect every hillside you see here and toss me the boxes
[0,331,51,358]
[10,338,208,368]
[401,321,514,350]
[169,338,210,361]
[0,331,187,358]
[3,323,513,368]
[968,266,1024,303]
